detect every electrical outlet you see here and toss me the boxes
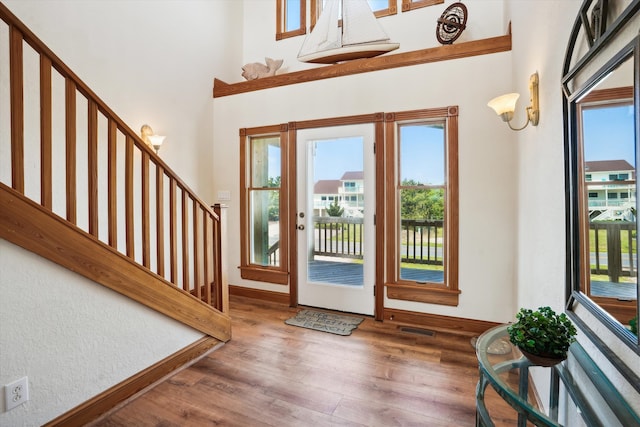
[4,376,29,411]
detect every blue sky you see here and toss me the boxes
[310,124,445,185]
[583,104,635,165]
[313,137,363,182]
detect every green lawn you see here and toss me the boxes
[589,228,636,254]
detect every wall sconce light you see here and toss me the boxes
[140,124,166,154]
[487,72,539,131]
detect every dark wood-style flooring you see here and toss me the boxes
[91,296,518,426]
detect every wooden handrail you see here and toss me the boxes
[0,2,227,318]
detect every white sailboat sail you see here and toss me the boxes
[297,0,399,64]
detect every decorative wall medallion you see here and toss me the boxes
[436,2,468,45]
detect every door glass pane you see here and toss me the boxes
[250,189,280,266]
[309,137,364,286]
[398,123,445,283]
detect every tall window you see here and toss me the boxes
[276,0,306,40]
[240,126,289,284]
[385,107,459,306]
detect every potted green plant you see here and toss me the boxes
[507,306,577,367]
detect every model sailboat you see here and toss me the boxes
[297,0,400,64]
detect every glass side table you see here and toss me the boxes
[475,325,640,427]
[475,325,559,427]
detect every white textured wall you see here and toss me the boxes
[0,240,203,425]
[510,0,578,313]
[213,0,517,323]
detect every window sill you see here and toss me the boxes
[240,266,288,285]
[276,28,306,41]
[386,282,460,306]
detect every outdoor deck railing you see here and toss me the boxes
[590,221,637,282]
[291,216,445,265]
[400,219,443,265]
[314,216,364,259]
[265,218,636,284]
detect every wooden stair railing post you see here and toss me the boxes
[125,136,135,258]
[156,165,165,278]
[142,151,150,268]
[107,119,118,248]
[88,100,99,237]
[40,55,53,209]
[182,190,190,292]
[193,199,202,301]
[65,78,77,224]
[203,210,213,306]
[10,24,24,194]
[213,204,229,314]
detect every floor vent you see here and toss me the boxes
[399,326,436,337]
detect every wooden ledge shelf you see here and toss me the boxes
[213,32,511,98]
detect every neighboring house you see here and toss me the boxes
[313,171,364,216]
[338,171,365,216]
[313,179,341,216]
[585,160,636,221]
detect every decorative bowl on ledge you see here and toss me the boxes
[519,348,567,367]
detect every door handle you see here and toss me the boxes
[297,225,305,230]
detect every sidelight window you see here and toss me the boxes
[240,126,289,285]
[385,107,459,306]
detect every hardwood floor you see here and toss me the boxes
[91,296,518,426]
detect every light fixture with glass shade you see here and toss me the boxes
[488,72,539,131]
[147,134,166,154]
[140,124,166,154]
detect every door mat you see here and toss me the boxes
[285,309,364,336]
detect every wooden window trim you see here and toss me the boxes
[384,106,459,306]
[401,0,444,12]
[276,0,306,41]
[239,125,290,285]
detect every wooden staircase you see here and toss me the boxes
[0,2,230,342]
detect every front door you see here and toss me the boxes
[295,124,375,315]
